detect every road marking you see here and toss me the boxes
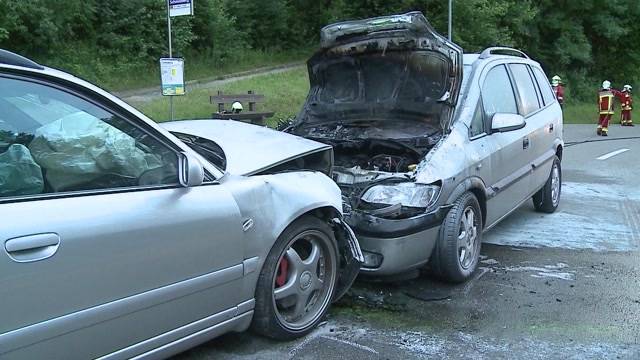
[320,336,379,354]
[596,148,630,160]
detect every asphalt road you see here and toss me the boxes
[173,124,640,360]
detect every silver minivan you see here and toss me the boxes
[287,12,564,282]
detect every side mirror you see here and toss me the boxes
[178,152,205,187]
[491,113,526,133]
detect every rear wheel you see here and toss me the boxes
[251,216,338,340]
[431,192,483,283]
[533,156,561,213]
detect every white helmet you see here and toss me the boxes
[231,101,243,113]
[602,80,611,90]
[623,84,632,92]
[551,75,561,86]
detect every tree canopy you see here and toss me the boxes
[1,0,638,99]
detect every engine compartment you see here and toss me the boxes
[319,138,439,219]
[332,139,422,173]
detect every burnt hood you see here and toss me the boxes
[293,12,463,135]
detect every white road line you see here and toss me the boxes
[320,336,379,354]
[596,148,630,160]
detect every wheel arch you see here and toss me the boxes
[555,144,563,162]
[445,176,488,229]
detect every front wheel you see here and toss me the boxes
[251,216,338,340]
[532,156,562,213]
[431,192,483,283]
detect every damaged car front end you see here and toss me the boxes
[285,12,463,278]
[162,119,363,298]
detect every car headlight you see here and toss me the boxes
[361,182,440,208]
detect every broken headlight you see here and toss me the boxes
[361,182,439,208]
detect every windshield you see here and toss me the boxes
[312,51,449,105]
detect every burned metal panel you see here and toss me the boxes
[292,11,463,135]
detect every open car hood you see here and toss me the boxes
[162,120,332,176]
[293,12,463,135]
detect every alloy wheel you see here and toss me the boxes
[272,230,336,331]
[457,206,479,270]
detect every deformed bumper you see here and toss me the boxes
[345,206,451,276]
[331,218,364,300]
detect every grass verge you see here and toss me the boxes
[132,67,310,127]
[130,65,607,127]
[562,102,632,125]
[47,48,311,93]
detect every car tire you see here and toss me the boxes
[251,216,338,340]
[532,156,561,213]
[431,192,483,283]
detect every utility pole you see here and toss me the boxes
[166,0,174,120]
[448,0,453,41]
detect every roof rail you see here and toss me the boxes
[0,49,44,70]
[479,47,529,59]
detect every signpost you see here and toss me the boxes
[169,0,194,17]
[448,0,453,41]
[163,0,193,120]
[160,58,185,96]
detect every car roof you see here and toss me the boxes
[464,47,539,67]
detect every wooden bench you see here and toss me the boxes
[210,90,275,126]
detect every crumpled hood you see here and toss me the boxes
[161,120,331,175]
[294,11,463,133]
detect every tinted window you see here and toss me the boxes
[509,63,541,115]
[481,65,518,118]
[532,67,556,106]
[0,77,178,199]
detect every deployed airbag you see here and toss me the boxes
[0,144,44,196]
[29,113,162,191]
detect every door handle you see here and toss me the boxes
[523,137,530,150]
[4,233,60,263]
[549,123,554,132]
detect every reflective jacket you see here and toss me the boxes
[598,89,622,115]
[618,91,632,111]
[553,84,564,104]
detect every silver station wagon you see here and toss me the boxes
[0,49,362,359]
[286,12,564,282]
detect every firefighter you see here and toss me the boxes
[597,81,615,136]
[551,75,564,107]
[619,85,633,126]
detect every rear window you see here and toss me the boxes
[532,67,556,106]
[509,63,541,115]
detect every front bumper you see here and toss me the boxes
[345,205,450,276]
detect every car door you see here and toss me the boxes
[0,75,245,359]
[507,63,554,193]
[530,65,563,188]
[480,64,533,227]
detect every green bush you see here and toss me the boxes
[1,0,639,93]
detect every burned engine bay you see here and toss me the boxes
[297,123,442,220]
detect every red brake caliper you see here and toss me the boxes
[275,256,289,287]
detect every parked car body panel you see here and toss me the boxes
[161,120,332,176]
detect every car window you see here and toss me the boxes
[0,77,178,199]
[469,101,485,137]
[509,63,541,115]
[481,65,518,119]
[532,67,556,106]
